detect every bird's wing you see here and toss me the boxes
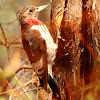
[22,28,47,63]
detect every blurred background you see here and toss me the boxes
[0,1,51,99]
[0,0,51,69]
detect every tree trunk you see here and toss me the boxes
[50,0,100,99]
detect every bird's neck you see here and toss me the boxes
[24,18,41,26]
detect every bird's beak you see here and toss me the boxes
[36,4,50,12]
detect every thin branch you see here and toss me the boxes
[15,77,31,100]
[0,45,22,48]
[0,24,7,45]
[19,55,30,64]
[15,66,33,75]
[0,79,8,93]
[8,36,21,46]
[0,24,11,63]
[0,41,22,46]
[1,19,17,25]
[7,47,10,63]
[0,35,5,45]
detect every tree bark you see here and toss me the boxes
[50,0,100,99]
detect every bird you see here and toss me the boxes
[19,4,58,91]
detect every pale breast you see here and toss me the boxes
[31,23,58,64]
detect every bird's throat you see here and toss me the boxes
[25,18,41,26]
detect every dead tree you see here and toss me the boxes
[50,0,100,99]
[80,0,93,84]
[50,0,81,99]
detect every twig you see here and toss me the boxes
[0,45,22,48]
[15,66,33,75]
[0,35,5,45]
[8,36,21,46]
[14,76,31,100]
[0,24,11,63]
[19,55,30,64]
[1,19,17,25]
[0,78,37,95]
[0,41,22,45]
[0,78,8,93]
[0,24,7,44]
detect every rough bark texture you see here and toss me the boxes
[80,0,92,84]
[51,0,82,99]
[50,0,100,99]
[50,0,65,42]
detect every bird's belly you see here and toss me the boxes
[22,38,43,63]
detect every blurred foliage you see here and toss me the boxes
[0,96,7,100]
[86,93,94,100]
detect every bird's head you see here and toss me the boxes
[19,4,50,26]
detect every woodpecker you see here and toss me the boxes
[19,4,58,91]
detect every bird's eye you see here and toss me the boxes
[29,9,33,12]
